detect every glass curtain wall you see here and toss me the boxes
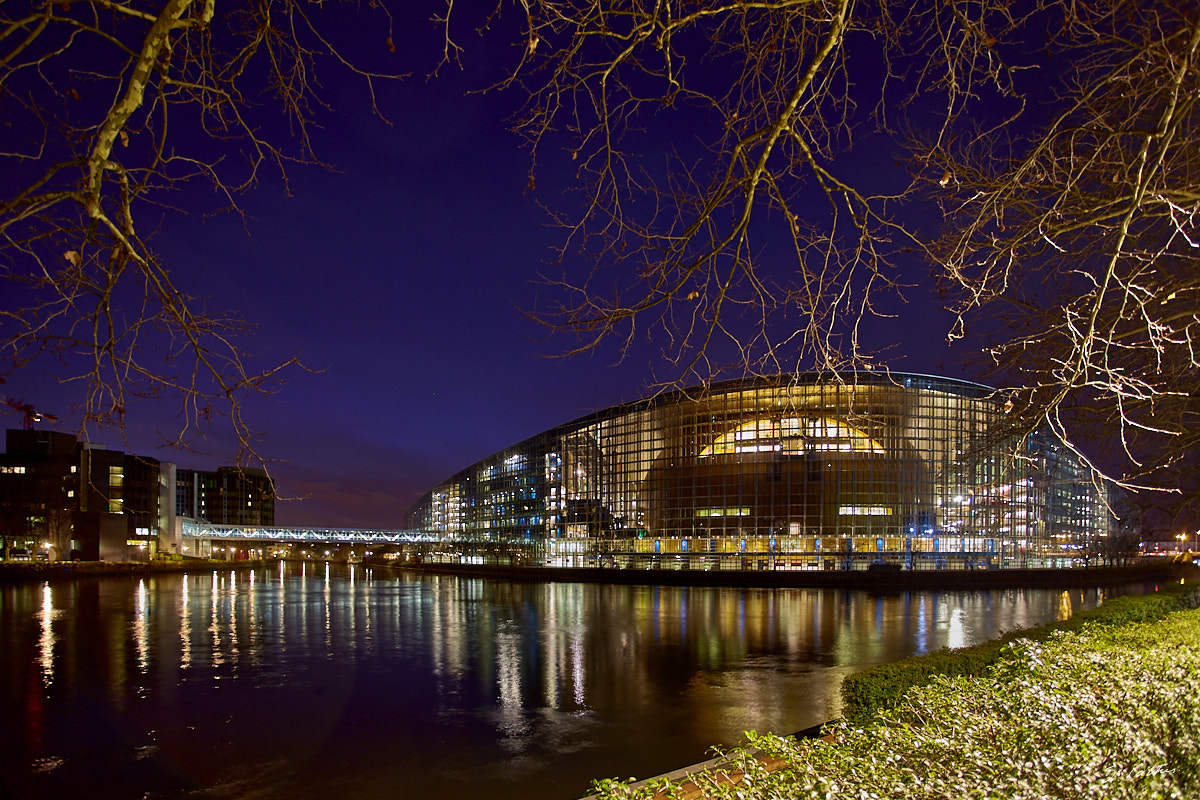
[405,373,1113,570]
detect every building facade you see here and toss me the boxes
[405,373,1115,570]
[0,430,169,560]
[0,430,78,559]
[1,430,272,561]
[175,467,275,527]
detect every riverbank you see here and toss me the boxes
[392,559,1187,590]
[4,557,1187,590]
[0,559,268,584]
[585,583,1200,799]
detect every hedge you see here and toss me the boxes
[840,579,1200,724]
[590,604,1200,799]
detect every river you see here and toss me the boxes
[0,563,1141,799]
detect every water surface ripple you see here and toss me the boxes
[0,564,1133,799]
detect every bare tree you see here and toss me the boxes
[448,0,1197,502]
[41,506,74,560]
[1,0,399,460]
[443,0,1054,382]
[928,1,1199,515]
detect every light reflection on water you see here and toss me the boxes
[37,583,55,688]
[0,566,1139,800]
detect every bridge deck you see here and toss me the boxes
[181,519,438,545]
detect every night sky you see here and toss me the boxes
[2,5,978,528]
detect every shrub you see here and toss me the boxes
[841,581,1200,723]
[590,607,1200,799]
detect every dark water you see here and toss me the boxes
[0,564,1138,799]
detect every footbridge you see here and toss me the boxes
[181,519,439,546]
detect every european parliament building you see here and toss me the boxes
[405,373,1114,571]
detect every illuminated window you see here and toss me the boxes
[694,507,751,518]
[838,506,894,516]
[701,416,885,457]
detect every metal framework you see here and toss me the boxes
[405,372,1115,571]
[182,519,437,545]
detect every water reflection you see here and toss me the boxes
[1058,589,1075,621]
[134,579,149,675]
[37,583,55,687]
[180,577,192,671]
[0,568,1138,800]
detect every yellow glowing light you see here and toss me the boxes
[701,415,885,457]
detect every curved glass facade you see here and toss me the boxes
[405,373,1114,570]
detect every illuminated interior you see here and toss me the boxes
[701,416,885,457]
[403,373,1115,571]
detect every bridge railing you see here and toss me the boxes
[181,519,439,545]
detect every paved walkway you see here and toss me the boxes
[579,726,835,799]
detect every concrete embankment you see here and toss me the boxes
[6,558,1189,590]
[392,561,1190,590]
[0,559,268,584]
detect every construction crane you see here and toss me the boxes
[1,396,58,430]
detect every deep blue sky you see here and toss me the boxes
[2,5,976,527]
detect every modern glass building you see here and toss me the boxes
[405,373,1114,570]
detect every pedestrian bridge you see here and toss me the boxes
[181,519,439,545]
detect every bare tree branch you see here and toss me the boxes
[452,0,1197,513]
[0,0,402,467]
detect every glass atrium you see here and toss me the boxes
[406,373,1114,570]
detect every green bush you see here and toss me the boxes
[840,581,1200,724]
[590,607,1200,799]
